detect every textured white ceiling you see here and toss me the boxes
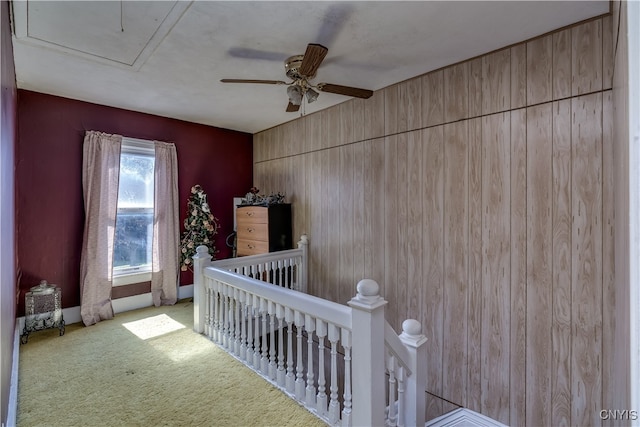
[11,1,609,134]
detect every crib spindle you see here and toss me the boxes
[260,298,269,375]
[328,324,340,425]
[305,314,316,407]
[387,354,398,427]
[295,310,305,401]
[233,288,240,355]
[239,290,247,360]
[397,366,406,427]
[316,319,328,416]
[285,307,295,393]
[246,298,254,365]
[268,301,277,380]
[276,304,286,387]
[342,328,353,427]
[253,294,260,368]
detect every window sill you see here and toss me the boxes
[113,271,151,287]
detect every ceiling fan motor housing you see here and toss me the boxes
[285,55,306,80]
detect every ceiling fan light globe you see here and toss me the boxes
[287,85,303,106]
[306,88,319,103]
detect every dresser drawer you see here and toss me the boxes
[236,222,268,242]
[236,206,268,224]
[236,239,269,256]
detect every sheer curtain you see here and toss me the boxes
[80,131,122,326]
[151,141,180,306]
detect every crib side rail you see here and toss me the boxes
[210,234,308,292]
[193,244,426,427]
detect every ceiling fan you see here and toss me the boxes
[221,43,373,112]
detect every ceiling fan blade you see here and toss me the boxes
[317,83,373,99]
[298,44,328,77]
[286,102,300,113]
[221,79,288,85]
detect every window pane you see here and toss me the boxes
[114,150,155,275]
[118,153,154,208]
[113,210,153,271]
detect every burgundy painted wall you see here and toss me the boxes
[16,90,253,315]
[1,0,17,424]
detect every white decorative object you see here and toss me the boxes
[21,280,65,343]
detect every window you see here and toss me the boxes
[113,138,155,285]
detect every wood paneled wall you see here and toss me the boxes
[253,16,614,426]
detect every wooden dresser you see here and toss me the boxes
[236,204,292,256]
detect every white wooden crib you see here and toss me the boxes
[193,235,427,427]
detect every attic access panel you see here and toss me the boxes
[11,0,191,69]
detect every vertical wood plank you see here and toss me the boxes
[571,93,602,427]
[482,49,511,115]
[253,132,264,163]
[602,16,613,91]
[325,107,341,149]
[552,98,572,427]
[526,103,553,427]
[401,77,422,132]
[352,141,365,283]
[308,150,322,297]
[384,85,399,136]
[406,130,422,322]
[444,62,469,122]
[339,144,354,305]
[305,111,323,153]
[384,135,399,329]
[467,117,483,413]
[443,120,468,407]
[279,121,290,158]
[511,43,527,109]
[527,35,553,105]
[553,28,572,100]
[422,69,444,127]
[481,112,510,424]
[364,138,386,294]
[572,19,603,96]
[396,133,409,327]
[363,91,385,141]
[274,125,285,160]
[326,147,340,302]
[421,125,445,420]
[339,101,355,146]
[510,108,527,427]
[601,91,615,424]
[468,58,483,118]
[351,98,365,143]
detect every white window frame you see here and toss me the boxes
[112,137,155,287]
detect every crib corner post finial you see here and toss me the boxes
[399,319,428,427]
[348,279,387,426]
[297,235,309,293]
[192,245,212,334]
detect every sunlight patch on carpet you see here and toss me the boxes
[148,336,212,362]
[122,314,185,340]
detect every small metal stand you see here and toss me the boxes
[21,281,65,344]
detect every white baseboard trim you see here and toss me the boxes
[16,285,195,329]
[7,324,20,427]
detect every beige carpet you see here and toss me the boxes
[17,299,327,427]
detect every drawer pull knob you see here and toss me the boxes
[246,212,254,216]
[246,227,254,233]
[247,244,254,249]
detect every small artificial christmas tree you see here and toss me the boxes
[180,185,220,271]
